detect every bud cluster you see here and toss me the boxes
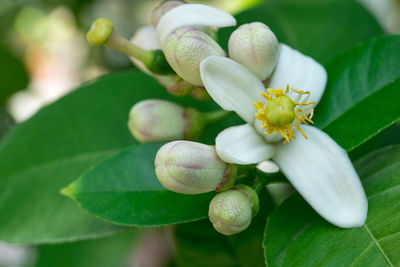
[86,1,279,236]
[86,1,281,98]
[154,140,259,235]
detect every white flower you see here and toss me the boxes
[199,46,368,228]
[156,4,236,86]
[152,2,368,228]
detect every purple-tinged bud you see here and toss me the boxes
[128,100,204,143]
[151,0,186,27]
[208,185,259,235]
[228,22,279,80]
[155,141,236,194]
[163,27,225,86]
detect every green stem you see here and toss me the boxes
[106,31,154,67]
[256,170,288,184]
[253,170,288,194]
[202,110,234,124]
[253,176,268,195]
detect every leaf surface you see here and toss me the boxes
[264,145,400,266]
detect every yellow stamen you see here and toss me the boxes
[254,84,315,143]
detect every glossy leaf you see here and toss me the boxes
[0,71,238,244]
[264,145,400,266]
[219,0,383,63]
[63,144,215,226]
[35,230,138,267]
[315,35,400,151]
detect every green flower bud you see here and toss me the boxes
[151,0,186,27]
[163,27,225,86]
[228,22,279,80]
[208,185,259,235]
[128,100,204,143]
[155,141,237,194]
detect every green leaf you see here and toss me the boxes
[349,123,400,161]
[62,144,215,226]
[174,190,274,267]
[0,107,13,140]
[35,230,138,267]
[0,45,29,103]
[264,144,400,266]
[219,0,383,63]
[315,35,400,151]
[0,71,239,244]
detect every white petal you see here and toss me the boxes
[268,44,327,107]
[200,56,265,123]
[256,160,280,173]
[216,124,276,165]
[273,126,368,228]
[157,4,236,47]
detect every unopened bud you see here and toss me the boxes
[155,141,236,194]
[164,27,225,86]
[229,22,279,80]
[128,100,204,143]
[151,0,186,27]
[209,185,259,235]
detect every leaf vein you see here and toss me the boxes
[362,224,394,267]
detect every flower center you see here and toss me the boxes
[253,85,315,143]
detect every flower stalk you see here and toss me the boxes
[202,110,234,124]
[87,18,173,75]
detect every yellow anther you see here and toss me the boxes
[291,87,310,94]
[253,85,315,143]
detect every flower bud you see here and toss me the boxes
[155,141,236,194]
[128,100,204,143]
[209,185,259,235]
[151,0,186,27]
[228,22,279,80]
[163,27,225,86]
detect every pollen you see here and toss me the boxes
[253,85,315,143]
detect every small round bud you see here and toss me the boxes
[265,95,295,126]
[229,22,279,80]
[87,18,113,46]
[164,27,225,86]
[155,141,236,194]
[208,185,259,235]
[151,0,186,27]
[128,100,204,143]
